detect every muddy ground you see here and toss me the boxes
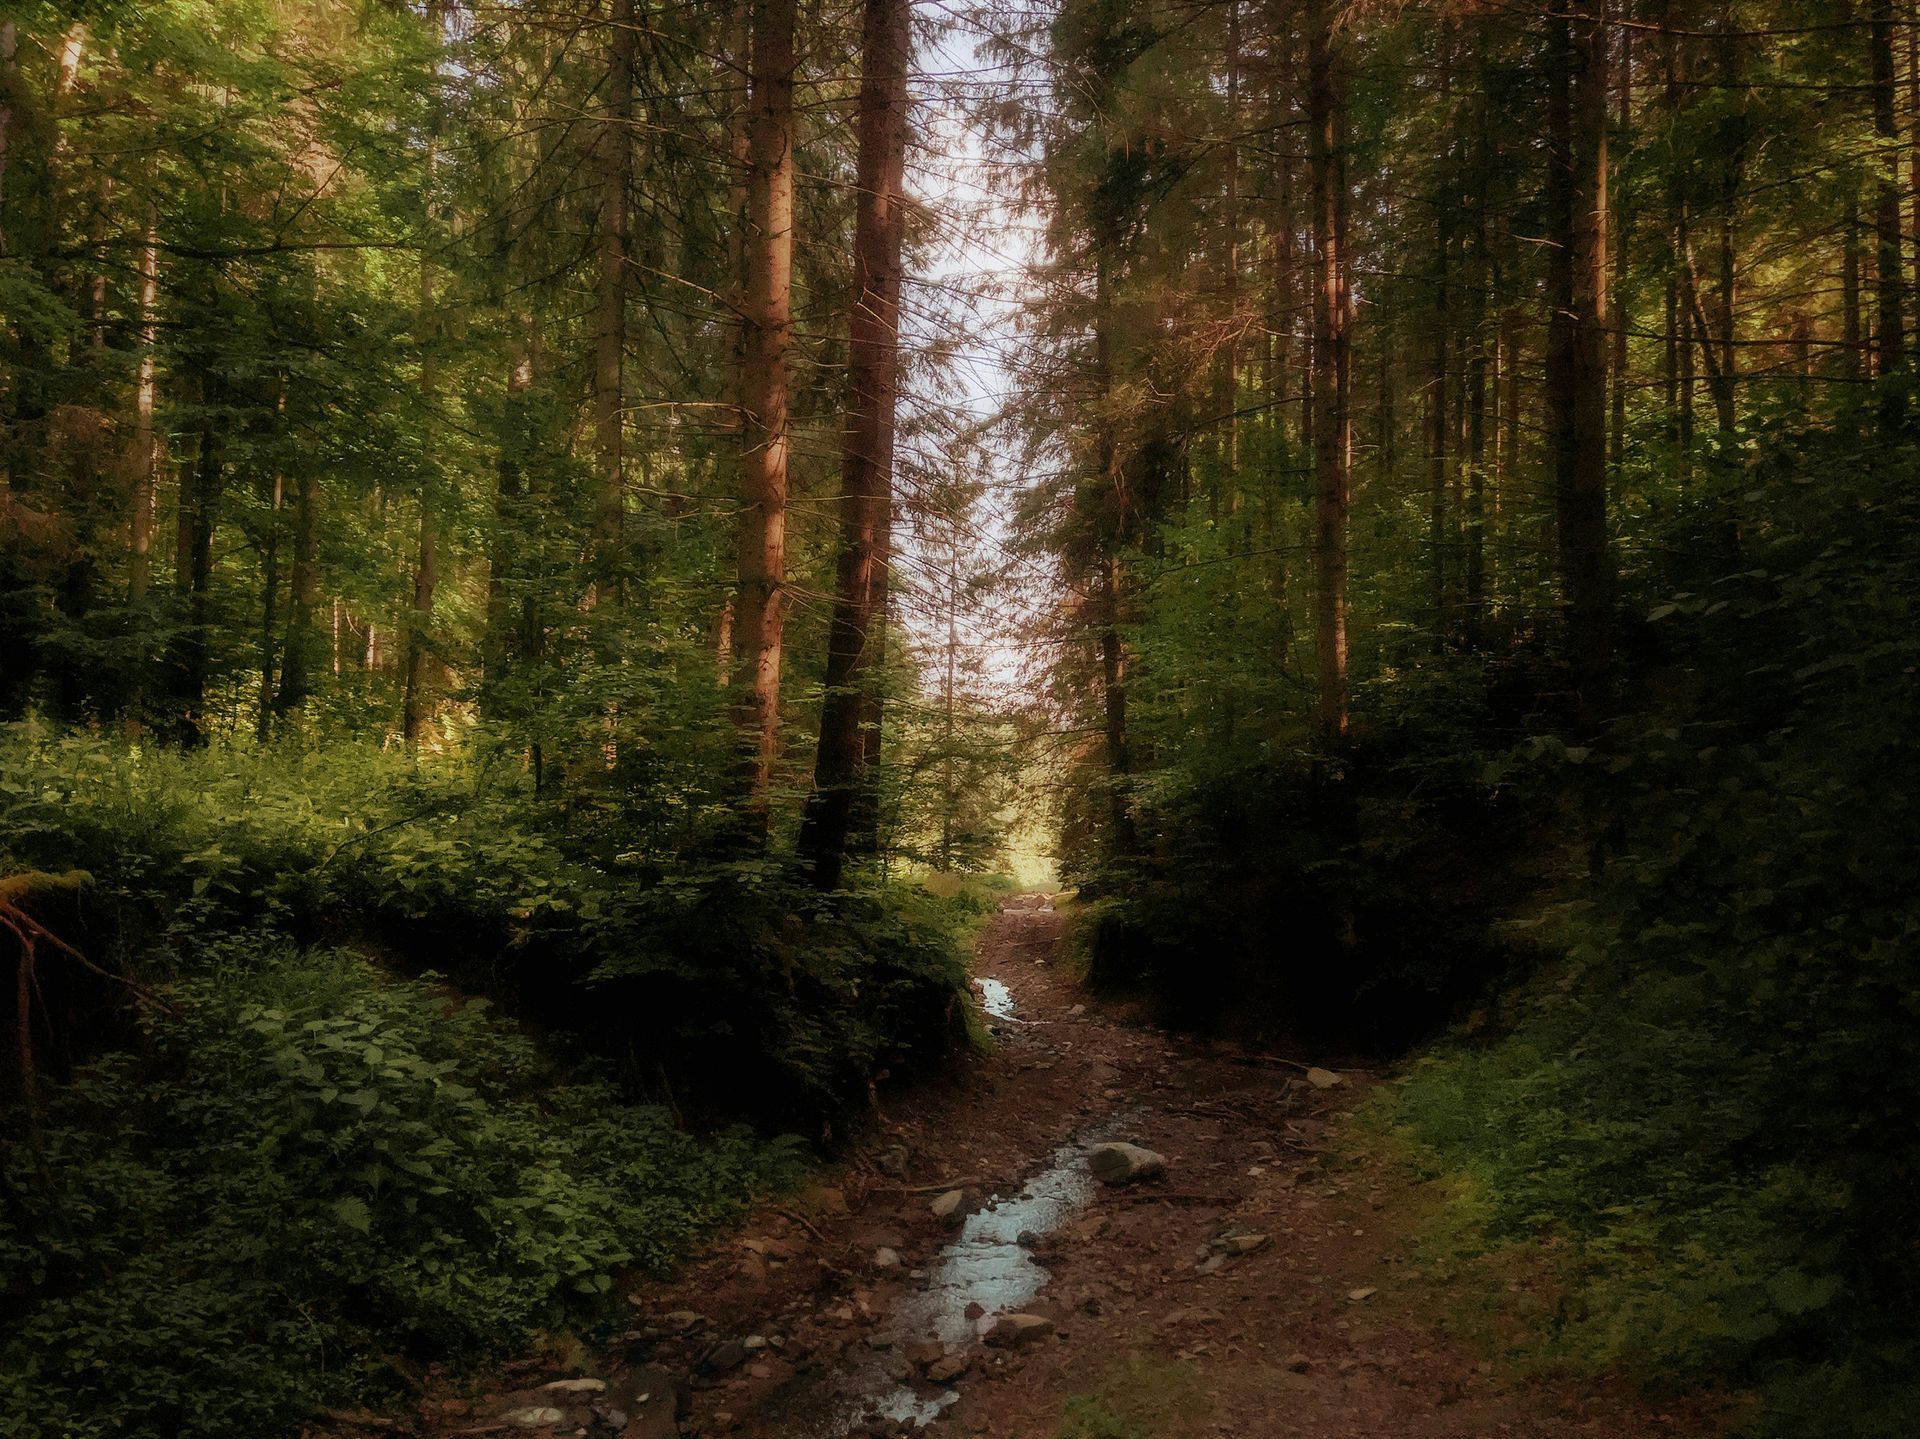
[329,897,1734,1439]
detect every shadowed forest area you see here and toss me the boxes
[1,0,1915,1436]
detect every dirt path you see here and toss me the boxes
[383,897,1729,1439]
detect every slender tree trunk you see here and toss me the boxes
[256,470,282,740]
[1306,0,1350,740]
[275,471,320,716]
[799,0,910,888]
[128,202,159,603]
[485,332,535,696]
[1466,39,1491,632]
[1844,196,1864,382]
[403,35,444,746]
[1429,34,1452,650]
[1546,0,1613,710]
[731,0,797,830]
[401,501,438,744]
[167,390,223,745]
[1871,0,1905,420]
[592,0,636,602]
[0,21,17,256]
[1611,26,1631,476]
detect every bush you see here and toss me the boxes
[1381,425,1920,1435]
[0,732,971,1125]
[0,943,802,1439]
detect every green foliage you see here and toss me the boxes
[0,943,801,1439]
[0,730,971,1125]
[1382,425,1920,1436]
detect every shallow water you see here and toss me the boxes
[817,1129,1106,1431]
[974,976,1015,1020]
[798,973,1126,1432]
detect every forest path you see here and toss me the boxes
[378,899,1727,1439]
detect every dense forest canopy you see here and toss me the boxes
[2,0,1917,1435]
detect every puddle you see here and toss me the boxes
[974,976,1015,1020]
[806,1118,1133,1434]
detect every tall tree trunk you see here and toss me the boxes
[256,470,282,740]
[731,0,797,831]
[799,0,910,888]
[1871,0,1905,421]
[1466,36,1492,632]
[593,0,636,601]
[128,202,159,604]
[1306,0,1350,741]
[167,392,223,745]
[1843,195,1864,382]
[1546,0,1613,711]
[1610,25,1631,476]
[485,331,536,697]
[275,472,320,716]
[1429,30,1452,650]
[400,501,438,744]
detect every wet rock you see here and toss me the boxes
[1016,1229,1040,1248]
[903,1337,945,1367]
[984,1313,1054,1347]
[1087,1141,1167,1185]
[1306,1066,1345,1089]
[698,1339,749,1374]
[963,1301,986,1321]
[927,1352,969,1383]
[929,1189,969,1221]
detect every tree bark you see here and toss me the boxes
[799,0,910,888]
[128,201,159,604]
[1306,0,1349,741]
[592,0,636,601]
[1545,0,1614,710]
[1870,0,1905,419]
[731,0,797,831]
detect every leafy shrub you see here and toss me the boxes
[1382,425,1920,1435]
[0,732,971,1124]
[0,943,800,1439]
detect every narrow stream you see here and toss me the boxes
[816,1129,1108,1432]
[973,976,1015,1020]
[798,973,1125,1434]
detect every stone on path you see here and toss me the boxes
[1086,1141,1167,1185]
[1306,1066,1345,1089]
[503,1407,566,1429]
[984,1313,1054,1346]
[929,1188,969,1220]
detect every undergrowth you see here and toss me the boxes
[0,941,804,1439]
[0,736,974,1439]
[1372,421,1920,1437]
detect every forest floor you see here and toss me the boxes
[324,898,1735,1439]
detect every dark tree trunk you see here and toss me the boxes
[731,0,797,832]
[799,0,910,889]
[1546,0,1614,712]
[1307,0,1350,741]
